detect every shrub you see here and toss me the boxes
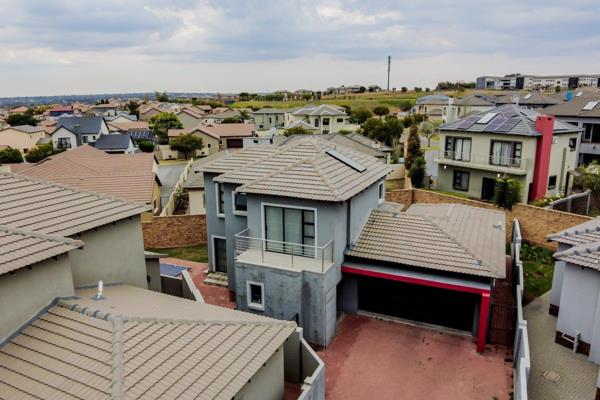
[137,140,155,153]
[493,178,522,210]
[24,143,54,163]
[408,155,426,188]
[0,147,23,163]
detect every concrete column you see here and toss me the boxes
[477,292,491,353]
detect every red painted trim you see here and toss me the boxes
[477,292,491,353]
[341,265,490,295]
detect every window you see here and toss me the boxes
[453,170,469,191]
[207,143,211,148]
[82,136,88,144]
[444,137,471,161]
[56,137,72,149]
[216,183,225,216]
[378,181,384,204]
[548,175,557,190]
[246,281,264,311]
[233,192,247,214]
[269,117,272,123]
[337,118,344,123]
[264,206,315,256]
[23,148,28,153]
[323,118,330,126]
[569,137,577,151]
[490,141,522,167]
[314,119,320,127]
[92,135,96,140]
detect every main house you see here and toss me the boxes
[200,138,506,351]
[436,104,581,202]
[51,115,110,149]
[283,105,349,134]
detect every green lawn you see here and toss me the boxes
[147,245,208,263]
[385,179,405,191]
[424,188,470,199]
[521,244,554,304]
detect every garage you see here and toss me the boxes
[357,275,479,332]
[226,138,243,148]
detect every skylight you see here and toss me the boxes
[326,149,366,172]
[576,91,583,97]
[583,101,599,111]
[523,94,532,100]
[476,112,498,124]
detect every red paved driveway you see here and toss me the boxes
[318,315,513,400]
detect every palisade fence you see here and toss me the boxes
[160,158,195,216]
[512,219,531,400]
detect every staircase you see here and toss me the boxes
[204,270,228,287]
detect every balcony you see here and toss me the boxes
[435,151,528,175]
[580,142,600,156]
[234,229,334,273]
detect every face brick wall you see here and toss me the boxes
[386,189,592,250]
[142,214,207,249]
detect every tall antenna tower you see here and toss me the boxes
[387,56,391,91]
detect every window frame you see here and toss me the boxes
[378,181,385,204]
[232,191,248,216]
[452,170,470,191]
[215,182,225,218]
[261,202,318,257]
[444,136,472,162]
[246,281,265,311]
[548,175,557,190]
[489,140,522,167]
[569,137,577,152]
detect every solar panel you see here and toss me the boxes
[583,101,599,111]
[476,112,498,124]
[483,117,507,132]
[456,116,480,130]
[576,91,583,97]
[523,94,532,100]
[495,117,521,133]
[326,149,366,172]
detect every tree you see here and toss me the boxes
[358,86,367,93]
[405,125,422,171]
[125,101,140,118]
[284,126,313,136]
[169,134,203,159]
[301,93,313,101]
[155,91,169,102]
[221,117,243,124]
[350,108,372,124]
[408,155,426,188]
[414,87,422,92]
[372,106,390,118]
[401,87,408,93]
[368,85,381,92]
[239,92,251,101]
[576,162,600,213]
[398,99,413,112]
[24,144,54,163]
[340,105,352,115]
[419,120,436,147]
[555,85,562,93]
[359,117,403,147]
[493,178,522,210]
[137,140,155,153]
[0,147,23,163]
[425,88,430,92]
[6,113,37,126]
[149,112,182,144]
[337,129,352,135]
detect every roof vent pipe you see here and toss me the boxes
[96,280,104,300]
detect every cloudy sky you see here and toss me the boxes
[1,0,599,96]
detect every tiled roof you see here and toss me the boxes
[16,145,158,204]
[495,92,560,106]
[93,134,133,151]
[0,172,150,237]
[107,121,149,132]
[347,204,506,278]
[416,94,451,105]
[3,125,46,134]
[0,296,294,400]
[202,138,392,202]
[195,124,256,139]
[453,93,495,106]
[56,116,106,135]
[554,241,600,271]
[548,217,600,246]
[0,225,83,275]
[284,120,318,130]
[440,104,581,136]
[543,96,600,118]
[291,104,346,116]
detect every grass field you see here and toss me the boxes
[148,245,208,263]
[521,243,554,304]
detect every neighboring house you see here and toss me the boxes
[253,108,286,130]
[443,93,496,123]
[8,105,28,115]
[414,94,451,122]
[48,105,73,117]
[495,92,560,109]
[435,104,581,201]
[139,105,163,121]
[176,107,206,129]
[543,96,600,165]
[284,104,349,134]
[169,123,256,156]
[86,102,121,116]
[104,111,138,123]
[0,172,150,290]
[548,218,600,364]
[94,133,136,154]
[107,120,149,133]
[0,125,48,154]
[184,151,228,215]
[201,109,244,124]
[52,115,109,149]
[282,120,320,133]
[477,74,600,90]
[17,145,162,218]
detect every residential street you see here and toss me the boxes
[157,162,186,206]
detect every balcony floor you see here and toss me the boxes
[434,158,527,175]
[236,249,333,273]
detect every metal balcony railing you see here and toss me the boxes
[443,151,525,169]
[234,229,334,272]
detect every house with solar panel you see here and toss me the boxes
[435,104,581,202]
[199,137,509,352]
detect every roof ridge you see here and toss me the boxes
[0,224,84,247]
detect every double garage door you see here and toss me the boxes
[357,275,479,333]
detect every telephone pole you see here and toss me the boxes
[387,56,391,91]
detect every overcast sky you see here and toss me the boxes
[1,0,599,96]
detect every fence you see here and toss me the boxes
[512,219,531,400]
[546,190,591,216]
[142,214,207,249]
[161,158,195,216]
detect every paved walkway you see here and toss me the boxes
[318,314,512,400]
[524,292,598,400]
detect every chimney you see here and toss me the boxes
[530,115,555,201]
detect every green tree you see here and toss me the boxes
[137,140,155,153]
[6,113,37,126]
[419,120,436,147]
[125,101,140,118]
[493,178,522,210]
[408,155,426,188]
[149,112,182,144]
[576,162,600,213]
[169,134,203,159]
[239,92,251,101]
[350,108,373,124]
[405,125,422,171]
[301,93,313,101]
[359,117,403,147]
[24,143,54,163]
[337,129,352,135]
[221,117,243,124]
[341,105,352,115]
[401,87,408,93]
[358,86,367,93]
[555,85,562,93]
[284,126,313,136]
[0,147,23,163]
[372,106,390,118]
[155,91,169,102]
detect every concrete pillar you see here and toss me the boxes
[477,292,491,353]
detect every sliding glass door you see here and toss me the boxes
[264,206,315,256]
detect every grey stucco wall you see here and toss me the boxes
[204,172,226,273]
[223,183,249,290]
[557,263,600,351]
[550,243,569,307]
[69,216,147,288]
[234,345,284,400]
[0,254,74,343]
[348,180,382,247]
